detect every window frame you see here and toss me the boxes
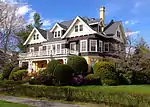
[104,42,109,52]
[75,25,78,32]
[99,40,103,53]
[56,44,61,54]
[79,25,83,31]
[37,34,39,39]
[58,31,61,37]
[89,40,97,52]
[33,35,36,40]
[70,42,76,54]
[80,40,87,52]
[117,31,120,38]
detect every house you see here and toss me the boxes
[18,6,126,72]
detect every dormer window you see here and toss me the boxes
[37,34,39,39]
[117,31,120,38]
[54,31,61,38]
[75,25,78,32]
[80,25,83,31]
[58,31,60,37]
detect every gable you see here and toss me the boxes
[23,28,47,45]
[62,16,97,38]
[50,23,64,32]
[113,23,126,43]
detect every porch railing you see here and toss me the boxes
[19,49,79,58]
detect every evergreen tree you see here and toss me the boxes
[33,13,43,29]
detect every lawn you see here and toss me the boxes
[0,100,31,107]
[76,85,150,95]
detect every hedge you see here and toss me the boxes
[0,84,150,106]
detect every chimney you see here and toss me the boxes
[100,6,105,32]
[100,6,105,22]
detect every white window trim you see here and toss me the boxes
[89,40,97,52]
[80,40,87,52]
[30,47,34,52]
[104,42,109,52]
[99,40,103,53]
[70,42,76,54]
[56,43,61,54]
[54,31,62,38]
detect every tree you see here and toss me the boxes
[0,2,25,53]
[33,13,43,29]
[16,24,33,51]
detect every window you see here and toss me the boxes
[70,42,76,53]
[80,40,87,52]
[80,25,83,31]
[56,44,61,54]
[54,32,57,38]
[99,40,103,52]
[34,46,39,51]
[58,31,61,37]
[75,25,78,32]
[37,34,39,39]
[33,35,36,40]
[104,42,109,52]
[90,40,97,52]
[117,31,120,38]
[43,46,46,50]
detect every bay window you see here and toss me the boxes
[90,40,97,52]
[104,42,109,52]
[70,42,76,53]
[80,40,87,52]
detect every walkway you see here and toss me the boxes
[0,95,85,107]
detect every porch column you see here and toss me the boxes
[19,61,22,67]
[28,61,33,73]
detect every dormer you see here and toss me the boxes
[50,23,66,38]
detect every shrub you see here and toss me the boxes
[84,74,101,85]
[46,60,61,75]
[9,67,20,80]
[67,56,88,75]
[0,74,3,80]
[12,70,28,81]
[1,84,150,106]
[101,79,118,86]
[93,61,116,74]
[2,63,14,79]
[72,75,84,86]
[54,64,74,85]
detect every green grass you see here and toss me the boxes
[0,100,31,107]
[76,85,150,95]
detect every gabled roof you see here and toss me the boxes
[37,28,47,39]
[61,16,97,39]
[104,21,121,35]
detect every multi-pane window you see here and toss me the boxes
[104,42,109,52]
[37,34,39,39]
[80,25,83,31]
[43,46,46,50]
[58,31,60,37]
[70,42,76,53]
[90,40,97,52]
[99,40,103,52]
[34,47,39,51]
[56,44,61,54]
[54,32,57,38]
[75,25,78,32]
[33,35,36,40]
[117,31,120,38]
[80,40,87,52]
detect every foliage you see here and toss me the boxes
[0,74,3,80]
[67,56,88,75]
[93,61,116,74]
[101,79,118,86]
[12,70,28,81]
[54,64,74,85]
[2,63,14,79]
[84,74,101,85]
[9,67,21,80]
[1,84,150,106]
[33,13,43,28]
[71,75,84,86]
[46,60,61,75]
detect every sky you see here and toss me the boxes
[1,0,150,43]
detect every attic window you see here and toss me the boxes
[33,35,36,40]
[37,34,39,39]
[58,31,61,37]
[75,25,78,32]
[117,31,120,38]
[80,25,83,31]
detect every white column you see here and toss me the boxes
[28,61,33,73]
[19,61,22,67]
